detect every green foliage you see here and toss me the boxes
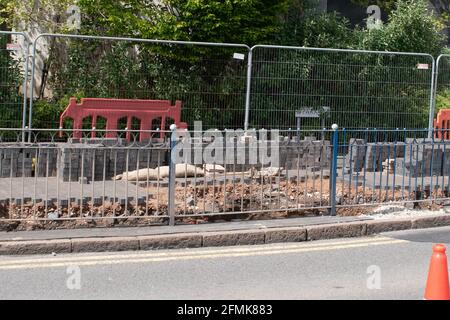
[250,0,442,129]
[78,0,290,45]
[31,92,85,129]
[360,0,446,57]
[300,13,356,48]
[436,89,450,113]
[352,0,450,32]
[250,49,431,129]
[39,38,247,129]
[4,0,447,130]
[0,36,23,128]
[279,1,356,48]
[1,0,77,33]
[350,0,397,12]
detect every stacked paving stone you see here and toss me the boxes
[284,138,331,170]
[0,135,333,181]
[58,142,168,182]
[174,136,282,171]
[175,136,331,171]
[0,140,169,182]
[365,143,406,171]
[17,149,33,177]
[0,146,36,177]
[0,148,19,177]
[59,144,108,181]
[346,139,405,173]
[35,146,58,177]
[108,146,167,177]
[345,139,365,172]
[396,138,450,177]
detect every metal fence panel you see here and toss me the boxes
[0,128,171,228]
[435,54,450,116]
[29,34,250,131]
[336,128,450,213]
[248,45,435,131]
[0,127,448,228]
[0,127,334,228]
[0,31,28,129]
[171,128,333,220]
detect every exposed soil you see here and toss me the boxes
[0,177,445,231]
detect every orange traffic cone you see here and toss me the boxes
[424,244,450,300]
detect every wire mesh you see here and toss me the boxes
[435,54,450,116]
[0,32,28,129]
[249,46,434,130]
[30,35,250,130]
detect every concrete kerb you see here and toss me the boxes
[71,237,140,253]
[138,233,203,250]
[0,214,449,255]
[0,239,72,255]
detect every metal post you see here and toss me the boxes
[431,55,450,140]
[428,57,437,139]
[244,48,253,131]
[329,124,339,216]
[168,124,177,226]
[0,31,28,140]
[22,41,30,143]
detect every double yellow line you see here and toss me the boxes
[0,236,408,270]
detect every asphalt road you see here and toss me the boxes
[1,226,450,300]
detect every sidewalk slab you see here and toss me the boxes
[0,213,448,255]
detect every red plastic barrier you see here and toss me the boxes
[59,98,188,141]
[434,109,450,140]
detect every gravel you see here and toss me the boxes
[361,204,449,220]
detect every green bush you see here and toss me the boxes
[27,0,447,130]
[0,36,23,128]
[279,2,356,49]
[359,0,446,56]
[249,0,445,129]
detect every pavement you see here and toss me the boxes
[0,177,150,203]
[0,211,449,255]
[0,226,448,299]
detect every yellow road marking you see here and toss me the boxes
[0,237,408,270]
[0,236,397,266]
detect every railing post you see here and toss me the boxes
[329,124,339,216]
[428,56,437,139]
[168,124,177,226]
[244,48,253,132]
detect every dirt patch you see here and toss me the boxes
[0,176,445,231]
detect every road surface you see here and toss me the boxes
[0,226,449,300]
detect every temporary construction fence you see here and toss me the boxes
[0,32,444,132]
[0,127,449,229]
[434,54,450,113]
[28,33,250,131]
[248,45,435,131]
[0,31,29,131]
